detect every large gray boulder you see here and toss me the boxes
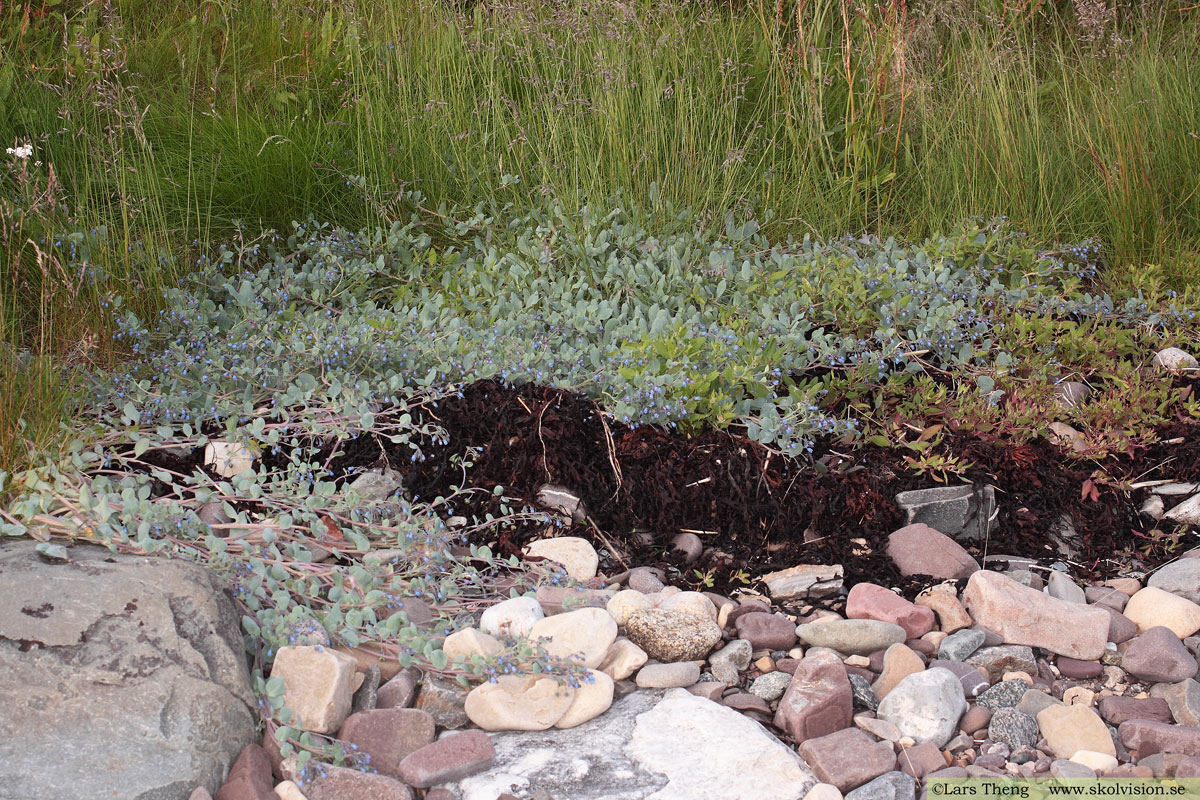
[0,540,257,799]
[452,688,815,800]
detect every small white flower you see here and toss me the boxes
[6,144,33,160]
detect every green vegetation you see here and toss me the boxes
[4,0,1200,475]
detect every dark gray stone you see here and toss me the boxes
[893,485,997,543]
[977,680,1031,710]
[849,673,880,711]
[0,540,256,800]
[845,771,916,800]
[939,629,986,662]
[987,708,1039,749]
[352,664,382,713]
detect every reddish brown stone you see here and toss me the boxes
[776,658,801,674]
[303,766,413,800]
[845,665,877,682]
[1176,756,1200,778]
[735,612,797,651]
[906,638,935,656]
[727,599,772,627]
[1119,720,1200,758]
[1122,627,1199,684]
[847,583,936,639]
[722,692,772,714]
[1098,696,1173,726]
[959,705,992,734]
[897,742,949,779]
[215,744,280,800]
[887,524,980,580]
[1056,657,1102,679]
[376,668,420,709]
[336,708,435,779]
[1103,607,1139,644]
[396,729,496,788]
[773,653,854,744]
[797,727,896,792]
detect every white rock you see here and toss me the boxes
[1153,347,1199,371]
[555,669,615,729]
[607,589,654,627]
[272,645,359,734]
[525,536,599,581]
[455,688,814,800]
[596,637,648,681]
[464,674,576,731]
[443,628,503,663]
[1142,496,1166,520]
[626,689,816,799]
[1069,750,1119,773]
[1165,495,1200,526]
[528,607,618,668]
[480,595,545,640]
[876,668,967,747]
[203,441,256,478]
[804,783,845,800]
[1155,483,1200,496]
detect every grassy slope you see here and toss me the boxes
[1,0,1199,475]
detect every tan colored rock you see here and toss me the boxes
[464,675,576,731]
[524,537,599,581]
[596,637,648,681]
[275,781,308,800]
[1063,687,1096,706]
[1104,578,1142,596]
[1124,587,1200,638]
[272,645,359,734]
[442,628,502,664]
[872,644,925,700]
[855,714,903,742]
[1037,704,1115,759]
[962,571,1110,660]
[528,607,618,668]
[607,589,653,627]
[554,669,614,728]
[657,591,718,622]
[915,584,972,634]
[716,602,737,629]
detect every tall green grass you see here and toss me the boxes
[1,0,1198,476]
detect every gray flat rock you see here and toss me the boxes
[0,540,256,800]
